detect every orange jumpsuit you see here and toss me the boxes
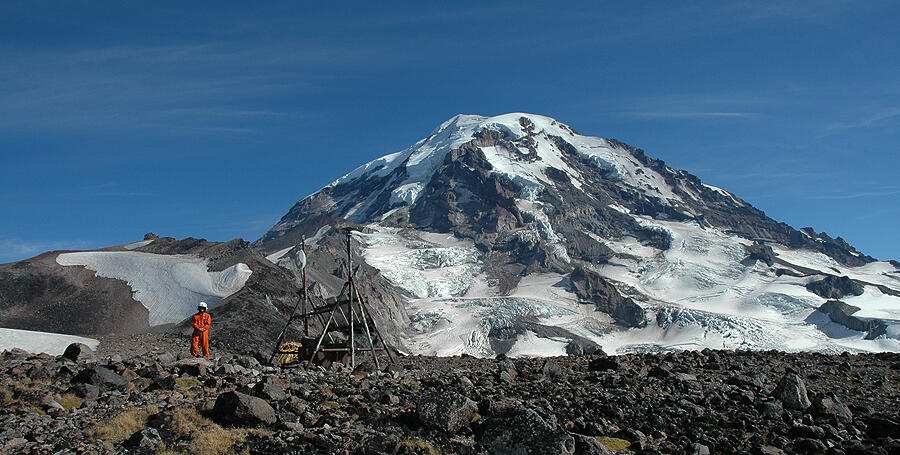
[190,312,212,358]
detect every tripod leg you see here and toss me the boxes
[353,285,380,370]
[306,302,340,371]
[361,297,396,364]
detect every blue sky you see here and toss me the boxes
[1,1,899,262]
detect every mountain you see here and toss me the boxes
[2,112,898,358]
[256,113,900,356]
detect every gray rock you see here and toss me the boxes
[588,356,620,372]
[572,434,613,455]
[148,375,177,391]
[67,382,100,399]
[175,357,214,376]
[125,427,162,450]
[542,360,563,379]
[253,382,287,401]
[806,276,863,300]
[479,407,575,455]
[62,343,98,363]
[417,391,477,434]
[692,443,710,455]
[812,395,853,423]
[212,391,277,427]
[71,366,128,391]
[760,400,783,418]
[866,415,899,439]
[775,373,810,410]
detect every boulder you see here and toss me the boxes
[67,383,100,399]
[479,407,575,455]
[541,360,563,379]
[866,415,899,439]
[71,366,128,391]
[175,357,214,376]
[417,391,477,433]
[211,391,276,427]
[61,343,98,363]
[572,434,614,455]
[774,373,810,410]
[812,395,853,423]
[588,356,620,372]
[147,375,177,391]
[253,382,287,402]
[125,427,162,450]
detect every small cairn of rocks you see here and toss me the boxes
[1,337,899,454]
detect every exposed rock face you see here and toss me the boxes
[816,300,887,339]
[570,266,646,328]
[744,242,775,266]
[806,275,864,299]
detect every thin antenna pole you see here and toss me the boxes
[302,236,309,337]
[346,228,356,369]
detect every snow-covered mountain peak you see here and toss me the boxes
[254,112,898,357]
[284,112,684,230]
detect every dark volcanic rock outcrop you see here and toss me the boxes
[815,300,887,339]
[806,275,864,300]
[570,266,646,328]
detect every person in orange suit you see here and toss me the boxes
[191,301,212,358]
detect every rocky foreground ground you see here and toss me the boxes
[1,335,899,455]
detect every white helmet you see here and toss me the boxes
[198,302,208,309]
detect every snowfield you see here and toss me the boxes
[268,112,900,358]
[355,220,900,357]
[0,328,99,356]
[56,251,252,326]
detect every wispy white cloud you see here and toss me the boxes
[805,186,900,200]
[825,107,900,131]
[626,111,757,119]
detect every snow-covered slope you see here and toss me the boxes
[258,112,899,357]
[56,251,252,326]
[0,328,99,356]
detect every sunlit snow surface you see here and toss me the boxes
[56,252,252,326]
[0,328,99,356]
[275,112,898,357]
[272,113,709,233]
[357,220,900,357]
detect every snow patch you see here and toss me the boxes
[0,328,99,356]
[57,252,252,326]
[266,246,293,262]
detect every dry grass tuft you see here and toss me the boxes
[57,393,82,410]
[595,436,631,452]
[87,405,159,443]
[398,437,453,455]
[161,405,247,455]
